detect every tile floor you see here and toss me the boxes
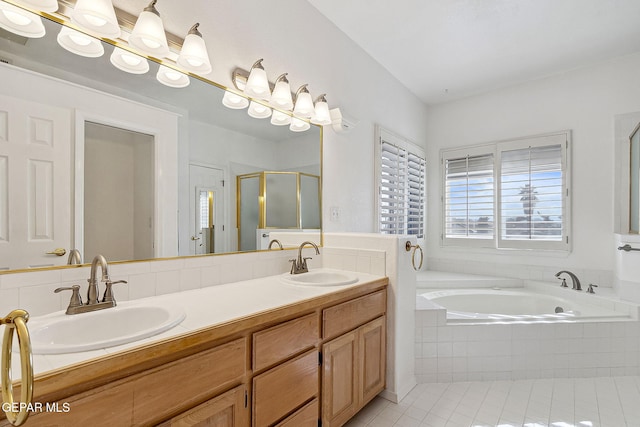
[345,376,640,427]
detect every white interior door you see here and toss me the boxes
[189,164,225,255]
[0,94,71,269]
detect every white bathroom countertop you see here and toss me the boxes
[11,269,386,380]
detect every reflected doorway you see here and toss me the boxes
[189,164,225,255]
[84,122,155,261]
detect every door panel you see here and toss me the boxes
[0,94,71,270]
[189,165,225,255]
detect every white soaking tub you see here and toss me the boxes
[418,288,631,322]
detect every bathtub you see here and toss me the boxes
[418,288,632,322]
[414,271,640,383]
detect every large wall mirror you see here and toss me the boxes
[0,7,322,272]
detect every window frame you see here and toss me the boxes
[441,131,572,252]
[375,125,427,238]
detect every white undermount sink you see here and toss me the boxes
[282,269,359,287]
[28,302,186,354]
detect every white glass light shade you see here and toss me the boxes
[290,117,310,132]
[270,76,293,110]
[247,101,272,119]
[110,47,149,74]
[129,7,169,58]
[0,3,45,38]
[311,97,331,126]
[177,32,212,74]
[270,110,291,126]
[293,88,314,118]
[57,26,104,58]
[71,0,120,39]
[156,65,190,88]
[244,61,270,100]
[17,0,58,12]
[222,91,249,109]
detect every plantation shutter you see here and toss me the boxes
[378,128,426,237]
[499,140,565,247]
[444,153,495,240]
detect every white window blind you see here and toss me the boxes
[444,153,494,240]
[377,127,426,238]
[498,138,567,249]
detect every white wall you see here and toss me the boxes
[425,52,640,282]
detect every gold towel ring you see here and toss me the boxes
[405,241,424,271]
[1,309,33,427]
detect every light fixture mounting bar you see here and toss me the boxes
[55,0,184,50]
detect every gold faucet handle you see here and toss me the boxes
[102,280,128,303]
[54,285,83,309]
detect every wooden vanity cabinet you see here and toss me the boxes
[0,279,387,427]
[321,290,387,427]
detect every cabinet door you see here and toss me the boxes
[157,385,248,427]
[322,331,358,427]
[359,316,386,405]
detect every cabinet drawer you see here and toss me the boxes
[157,384,248,427]
[252,349,319,427]
[275,398,318,427]
[21,338,248,427]
[253,313,318,372]
[323,290,386,339]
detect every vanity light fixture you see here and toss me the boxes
[243,59,270,100]
[110,46,149,74]
[270,73,294,110]
[156,64,190,88]
[270,110,292,126]
[71,0,120,39]
[310,94,331,126]
[289,117,310,132]
[292,84,315,118]
[0,1,45,38]
[247,100,272,119]
[128,0,169,58]
[222,90,249,109]
[176,23,211,74]
[57,25,104,57]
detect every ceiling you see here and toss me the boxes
[307,0,640,105]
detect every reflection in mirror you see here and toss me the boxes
[631,123,640,233]
[237,172,320,251]
[0,9,321,272]
[84,122,155,261]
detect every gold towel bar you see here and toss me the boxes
[1,309,33,427]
